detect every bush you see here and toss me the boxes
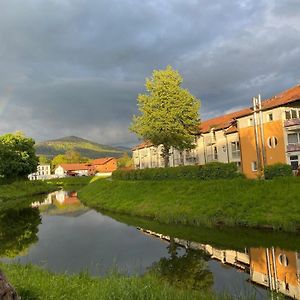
[264,163,293,179]
[112,162,242,181]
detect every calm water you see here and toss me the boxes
[1,190,300,299]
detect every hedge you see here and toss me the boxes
[112,162,242,180]
[264,163,293,179]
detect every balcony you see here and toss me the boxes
[206,154,218,162]
[284,118,300,128]
[231,151,241,159]
[287,143,300,152]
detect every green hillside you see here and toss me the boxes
[35,136,129,159]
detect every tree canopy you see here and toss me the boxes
[52,150,90,169]
[0,132,38,179]
[130,66,200,166]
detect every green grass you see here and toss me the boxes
[0,177,92,202]
[0,180,57,201]
[78,177,300,232]
[0,263,231,300]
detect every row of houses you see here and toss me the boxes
[138,228,300,299]
[132,84,300,178]
[28,157,117,180]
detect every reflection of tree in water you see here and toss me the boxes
[149,237,213,291]
[0,207,41,258]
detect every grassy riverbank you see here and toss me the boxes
[0,263,229,300]
[79,177,300,232]
[0,177,92,202]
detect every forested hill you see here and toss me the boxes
[35,136,129,159]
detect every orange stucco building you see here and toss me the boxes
[132,84,300,178]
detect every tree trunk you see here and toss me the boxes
[162,146,170,167]
[0,270,20,300]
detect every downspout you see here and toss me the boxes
[224,130,230,163]
[266,248,273,291]
[258,94,267,169]
[271,247,278,292]
[253,97,262,177]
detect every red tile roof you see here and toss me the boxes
[92,157,115,165]
[59,163,93,171]
[200,83,300,133]
[132,140,154,151]
[132,84,300,149]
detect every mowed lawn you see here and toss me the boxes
[79,177,300,232]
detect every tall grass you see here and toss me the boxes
[0,263,231,300]
[78,177,300,232]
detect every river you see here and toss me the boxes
[1,190,299,299]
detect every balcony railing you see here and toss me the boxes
[284,118,300,127]
[287,143,300,152]
[231,151,241,159]
[206,154,218,162]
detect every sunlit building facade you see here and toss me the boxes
[132,84,300,178]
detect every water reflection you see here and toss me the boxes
[0,207,41,258]
[150,238,213,291]
[31,190,89,216]
[138,228,300,299]
[1,191,299,299]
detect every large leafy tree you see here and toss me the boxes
[130,66,200,166]
[0,132,39,179]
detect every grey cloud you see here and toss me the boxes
[0,0,299,146]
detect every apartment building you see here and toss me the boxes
[132,84,300,178]
[28,164,51,180]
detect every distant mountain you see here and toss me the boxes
[35,136,130,159]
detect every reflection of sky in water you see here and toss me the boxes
[210,261,267,300]
[9,210,174,276]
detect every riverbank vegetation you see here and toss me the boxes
[0,176,92,202]
[0,263,231,300]
[79,177,300,232]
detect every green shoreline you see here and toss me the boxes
[0,263,228,300]
[78,177,300,232]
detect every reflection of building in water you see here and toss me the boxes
[137,228,300,299]
[31,191,80,207]
[55,191,79,205]
[250,248,300,299]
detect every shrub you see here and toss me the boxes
[264,163,293,179]
[112,162,242,181]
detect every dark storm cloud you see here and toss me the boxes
[0,0,299,145]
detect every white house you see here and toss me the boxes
[28,164,51,180]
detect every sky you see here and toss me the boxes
[0,0,300,147]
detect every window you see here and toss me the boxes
[248,118,253,126]
[288,133,299,144]
[231,141,240,158]
[268,113,273,121]
[251,161,257,172]
[267,136,278,148]
[292,109,298,119]
[278,254,289,267]
[290,155,299,170]
[285,109,300,120]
